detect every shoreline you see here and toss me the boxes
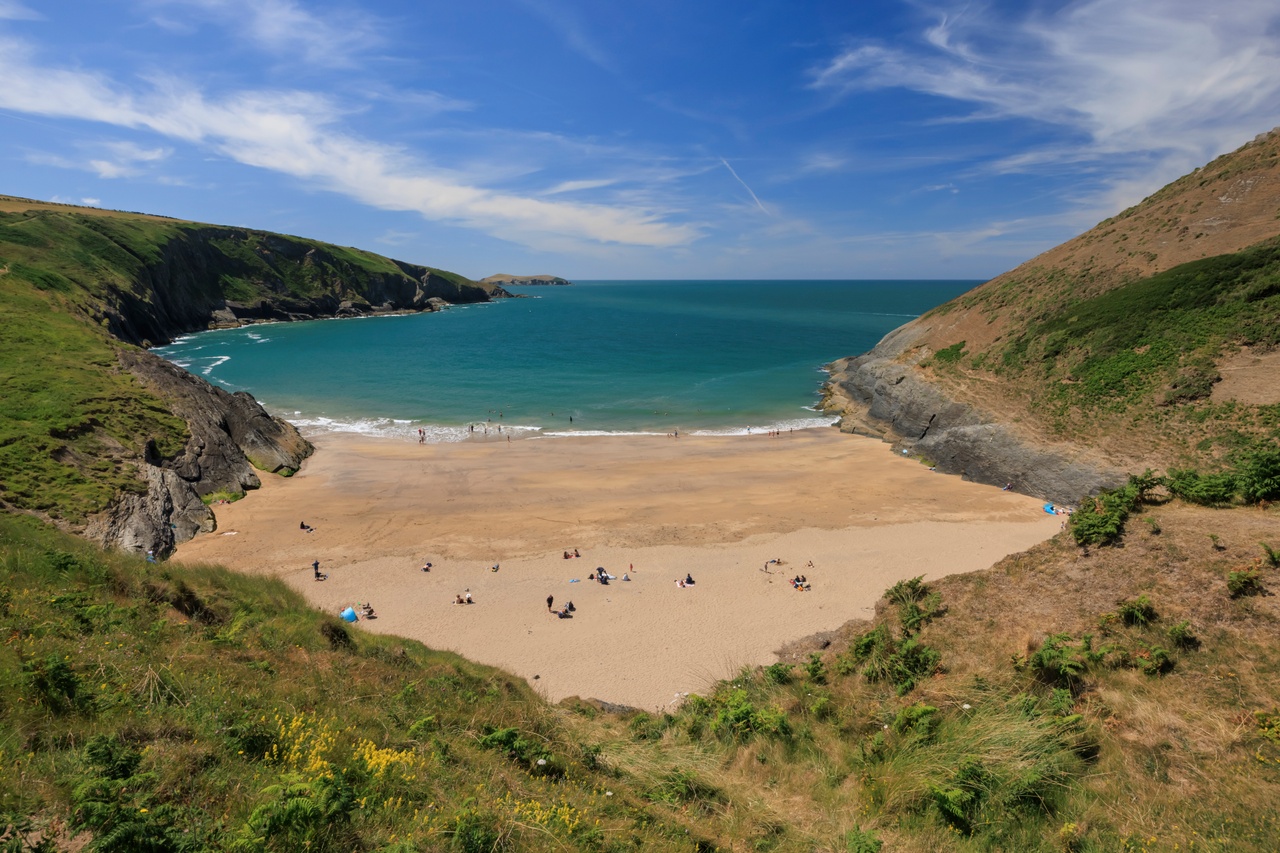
[174,427,1062,710]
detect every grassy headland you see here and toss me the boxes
[0,199,495,529]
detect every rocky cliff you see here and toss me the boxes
[92,225,509,347]
[0,199,509,554]
[822,128,1280,504]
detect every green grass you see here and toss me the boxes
[0,204,490,524]
[0,515,729,851]
[1002,237,1280,410]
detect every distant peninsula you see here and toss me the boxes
[481,273,572,286]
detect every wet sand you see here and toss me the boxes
[174,428,1061,710]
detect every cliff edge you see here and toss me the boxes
[0,198,507,554]
[823,128,1280,503]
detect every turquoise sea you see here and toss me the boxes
[154,280,977,441]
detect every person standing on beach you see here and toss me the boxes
[546,594,554,612]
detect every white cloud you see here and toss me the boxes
[0,1,40,20]
[811,0,1280,202]
[89,141,172,178]
[543,178,619,195]
[147,0,382,67]
[0,36,698,249]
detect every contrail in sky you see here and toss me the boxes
[720,157,769,214]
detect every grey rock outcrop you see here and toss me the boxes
[87,350,314,556]
[823,335,1126,506]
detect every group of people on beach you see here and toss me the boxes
[675,573,695,588]
[546,594,575,619]
[562,548,581,559]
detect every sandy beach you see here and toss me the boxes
[174,428,1062,710]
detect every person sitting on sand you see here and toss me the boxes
[420,561,433,572]
[464,591,473,604]
[675,579,685,588]
[557,606,572,619]
[454,594,465,605]
[300,521,315,533]
[622,572,630,581]
[684,573,695,586]
[574,548,580,558]
[491,563,500,572]
[360,602,376,619]
[563,551,571,559]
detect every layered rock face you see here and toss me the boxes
[823,334,1127,506]
[84,351,315,557]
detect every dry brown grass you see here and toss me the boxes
[0,193,188,221]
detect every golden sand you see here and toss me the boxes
[174,428,1061,710]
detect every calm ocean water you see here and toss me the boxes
[154,280,977,441]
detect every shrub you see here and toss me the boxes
[22,654,87,714]
[804,653,827,684]
[886,576,929,605]
[931,758,991,834]
[1069,483,1140,546]
[1134,644,1175,676]
[1236,448,1280,503]
[1128,469,1167,502]
[1167,469,1237,506]
[1116,595,1157,627]
[1167,620,1200,650]
[891,703,940,739]
[899,591,943,635]
[886,637,941,696]
[932,341,967,365]
[1227,569,1265,598]
[1023,635,1086,689]
[844,826,884,852]
[763,662,794,685]
[1261,542,1280,567]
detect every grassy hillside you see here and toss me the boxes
[864,131,1280,475]
[0,200,490,528]
[5,498,1279,851]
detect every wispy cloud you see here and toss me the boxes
[0,1,40,20]
[146,0,383,67]
[0,35,697,249]
[514,0,619,75]
[543,178,619,195]
[89,141,172,178]
[811,0,1280,200]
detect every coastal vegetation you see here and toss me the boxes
[5,126,1280,850]
[5,494,1279,851]
[0,198,497,532]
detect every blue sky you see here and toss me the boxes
[2,1,1278,280]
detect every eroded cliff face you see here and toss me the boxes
[82,350,314,557]
[97,227,507,347]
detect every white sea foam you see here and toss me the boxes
[200,356,231,376]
